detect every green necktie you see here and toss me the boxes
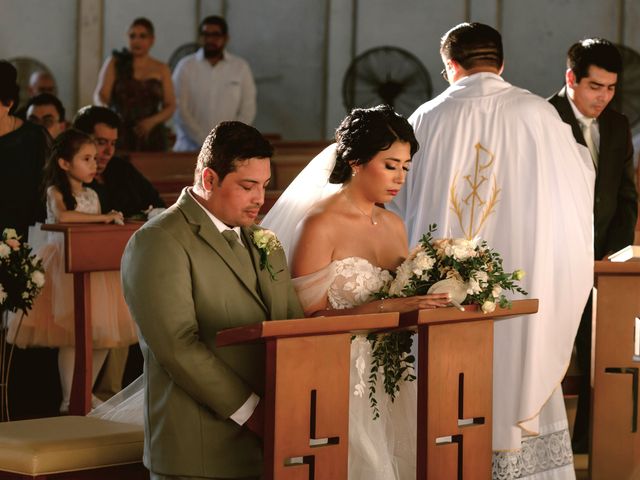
[222,229,257,286]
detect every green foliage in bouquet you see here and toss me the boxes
[390,224,528,311]
[0,229,45,314]
[366,331,416,420]
[366,224,527,418]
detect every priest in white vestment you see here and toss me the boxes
[388,23,595,479]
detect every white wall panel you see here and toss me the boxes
[225,0,327,139]
[0,0,77,113]
[2,0,638,138]
[103,0,197,66]
[501,0,619,98]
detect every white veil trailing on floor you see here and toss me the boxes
[261,144,341,258]
[89,375,144,425]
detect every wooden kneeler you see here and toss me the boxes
[591,261,640,479]
[218,301,537,479]
[402,299,539,480]
[41,223,141,415]
[217,312,399,480]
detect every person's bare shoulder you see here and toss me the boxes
[148,57,170,75]
[377,206,405,228]
[298,206,337,240]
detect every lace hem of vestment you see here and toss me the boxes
[492,428,573,479]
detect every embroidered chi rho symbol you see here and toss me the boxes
[450,142,501,239]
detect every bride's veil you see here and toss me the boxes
[88,375,144,425]
[261,144,341,259]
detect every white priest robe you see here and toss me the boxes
[388,73,594,478]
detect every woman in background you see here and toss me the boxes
[94,17,175,151]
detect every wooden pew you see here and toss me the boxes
[126,140,330,211]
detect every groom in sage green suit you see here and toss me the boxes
[121,122,304,479]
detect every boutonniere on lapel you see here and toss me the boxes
[251,228,283,280]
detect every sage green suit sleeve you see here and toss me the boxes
[122,225,252,418]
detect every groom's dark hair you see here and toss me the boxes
[194,121,273,187]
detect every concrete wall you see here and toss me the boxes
[2,0,639,139]
[0,0,77,117]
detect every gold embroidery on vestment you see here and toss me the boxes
[450,143,501,239]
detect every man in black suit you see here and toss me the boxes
[549,37,638,453]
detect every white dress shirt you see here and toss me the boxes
[189,189,260,425]
[173,49,257,152]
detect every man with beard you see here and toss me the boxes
[172,16,256,152]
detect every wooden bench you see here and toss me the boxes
[0,416,146,479]
[127,140,330,210]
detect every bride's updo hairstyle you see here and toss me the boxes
[330,104,419,184]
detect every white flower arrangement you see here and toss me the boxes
[365,224,527,418]
[251,228,283,280]
[384,224,526,310]
[0,228,45,314]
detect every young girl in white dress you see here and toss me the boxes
[7,129,137,413]
[262,105,451,480]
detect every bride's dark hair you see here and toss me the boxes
[330,104,419,184]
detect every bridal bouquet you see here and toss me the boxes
[367,224,526,418]
[387,224,527,312]
[0,228,45,314]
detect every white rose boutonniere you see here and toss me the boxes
[252,229,283,280]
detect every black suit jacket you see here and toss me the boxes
[88,155,165,217]
[549,87,637,259]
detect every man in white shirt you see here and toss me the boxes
[172,16,256,152]
[389,22,594,478]
[549,38,638,453]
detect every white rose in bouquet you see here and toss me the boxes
[31,270,45,288]
[482,300,497,313]
[3,229,18,240]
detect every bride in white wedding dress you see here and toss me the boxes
[92,105,450,479]
[261,105,450,479]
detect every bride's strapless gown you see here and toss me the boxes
[293,257,417,480]
[91,256,416,479]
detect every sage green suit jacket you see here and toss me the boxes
[121,188,303,478]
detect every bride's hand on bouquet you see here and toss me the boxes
[380,293,452,313]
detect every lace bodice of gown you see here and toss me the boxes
[46,187,100,223]
[327,257,393,310]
